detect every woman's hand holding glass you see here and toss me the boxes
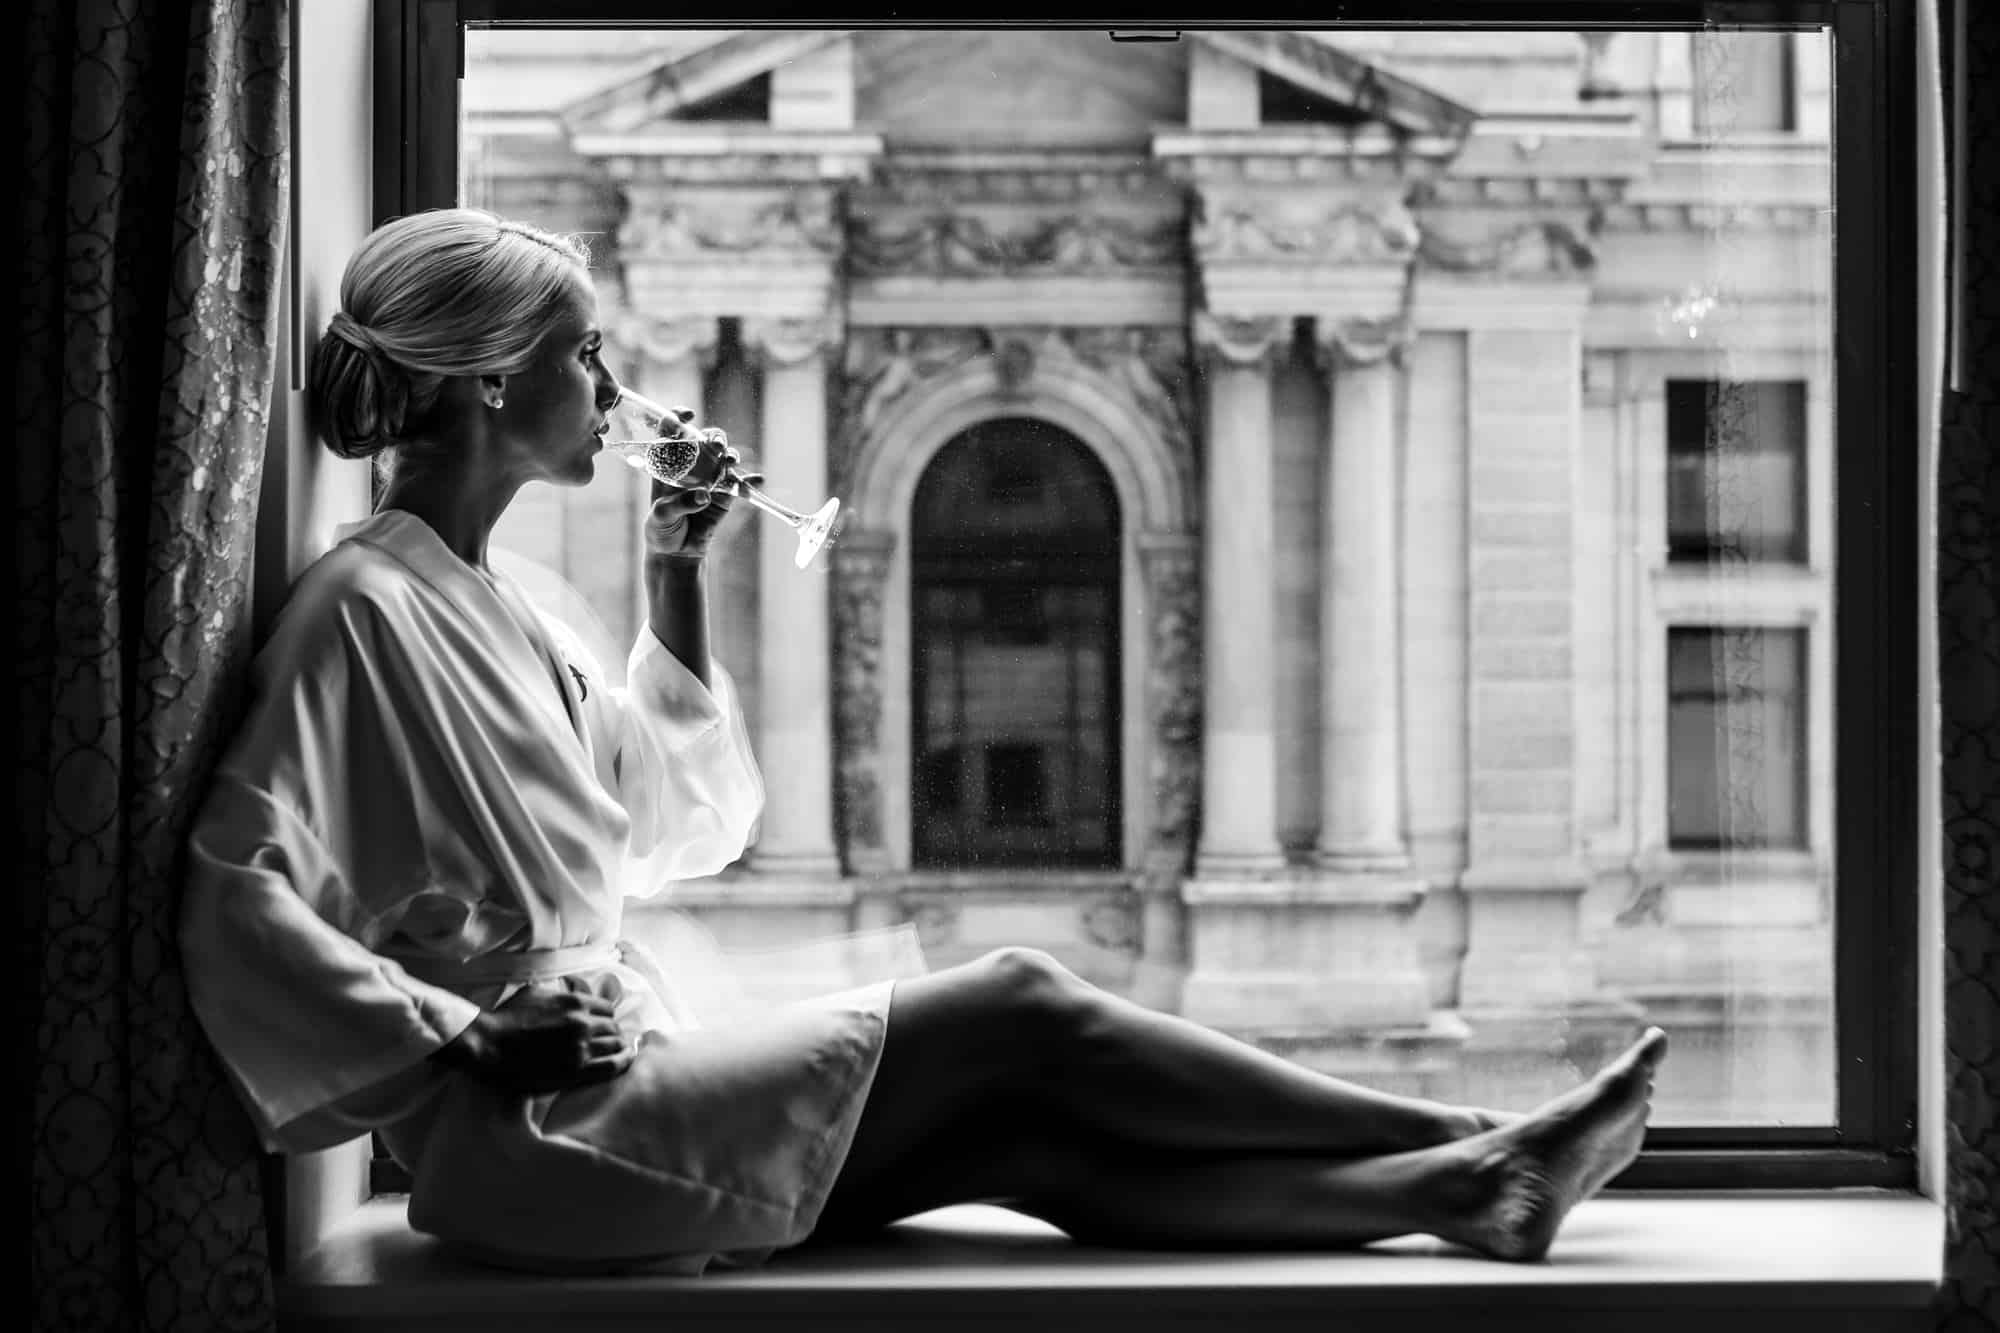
[641,423,764,561]
[603,387,839,568]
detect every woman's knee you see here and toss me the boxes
[971,947,1095,1042]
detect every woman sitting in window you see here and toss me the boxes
[180,207,1667,1276]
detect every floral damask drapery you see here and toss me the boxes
[22,1,289,1329]
[1940,0,2000,1323]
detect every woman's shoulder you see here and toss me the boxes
[259,526,428,664]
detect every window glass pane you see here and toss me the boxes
[1668,628,1808,848]
[1667,380,1808,563]
[462,24,1836,1128]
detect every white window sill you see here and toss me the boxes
[281,1192,1942,1333]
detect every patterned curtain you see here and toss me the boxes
[1940,0,2000,1326]
[21,1,289,1329]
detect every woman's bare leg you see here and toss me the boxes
[815,1021,1667,1261]
[850,949,1513,1161]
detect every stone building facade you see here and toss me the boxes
[467,28,1834,1121]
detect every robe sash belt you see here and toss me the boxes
[397,941,623,989]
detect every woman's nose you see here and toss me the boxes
[597,368,623,411]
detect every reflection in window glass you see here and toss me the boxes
[1666,380,1809,564]
[1667,628,1808,849]
[464,26,1835,1127]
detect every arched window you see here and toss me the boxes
[910,418,1120,868]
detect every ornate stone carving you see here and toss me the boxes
[1417,218,1598,277]
[742,311,844,368]
[831,527,895,865]
[1193,199,1420,265]
[833,327,988,490]
[1192,312,1286,370]
[1315,313,1413,370]
[1140,534,1202,868]
[605,310,719,371]
[847,212,1184,278]
[833,324,1195,511]
[616,188,841,259]
[1065,326,1197,503]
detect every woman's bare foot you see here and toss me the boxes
[1438,1027,1668,1263]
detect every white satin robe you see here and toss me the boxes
[180,510,893,1274]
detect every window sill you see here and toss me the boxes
[280,1191,1942,1333]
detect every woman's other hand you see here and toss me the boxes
[434,976,636,1095]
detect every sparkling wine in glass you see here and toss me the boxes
[600,387,841,570]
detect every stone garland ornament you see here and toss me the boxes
[1416,217,1599,276]
[1192,199,1422,265]
[847,212,1185,277]
[615,190,842,259]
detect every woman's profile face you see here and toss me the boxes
[492,277,620,488]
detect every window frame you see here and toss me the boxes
[373,0,1919,1192]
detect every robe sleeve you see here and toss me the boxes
[609,630,766,895]
[180,586,488,1154]
[182,775,483,1153]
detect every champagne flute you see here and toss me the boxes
[599,387,841,570]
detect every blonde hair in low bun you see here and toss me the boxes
[307,209,593,465]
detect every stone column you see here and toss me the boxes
[742,313,842,876]
[1316,316,1413,870]
[1191,312,1286,875]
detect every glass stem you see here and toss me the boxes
[722,471,808,529]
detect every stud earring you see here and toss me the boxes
[490,396,505,410]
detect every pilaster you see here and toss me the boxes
[742,311,844,876]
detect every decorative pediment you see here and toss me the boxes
[560,29,1473,143]
[559,30,844,134]
[1188,31,1476,139]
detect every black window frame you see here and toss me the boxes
[372,0,1919,1193]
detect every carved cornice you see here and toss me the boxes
[1416,218,1598,278]
[1192,312,1286,370]
[847,212,1185,278]
[1193,198,1420,266]
[616,188,842,261]
[1154,130,1462,188]
[864,156,1175,208]
[1595,201,1826,232]
[1412,176,1627,209]
[1315,314,1413,371]
[743,312,844,368]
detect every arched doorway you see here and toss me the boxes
[910,418,1121,868]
